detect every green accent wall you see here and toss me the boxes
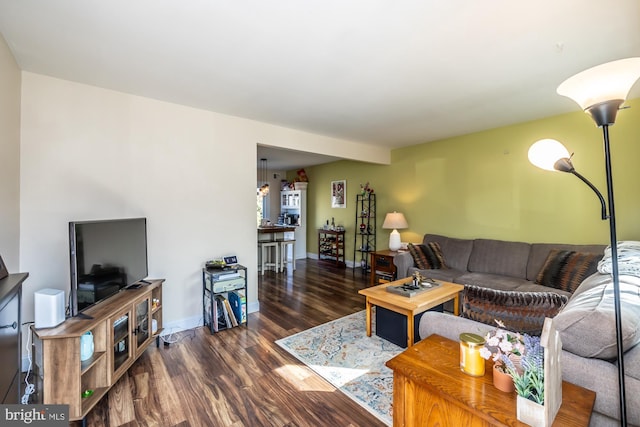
[302,98,640,264]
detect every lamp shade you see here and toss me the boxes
[528,139,571,171]
[383,212,408,251]
[557,57,640,110]
[382,212,408,230]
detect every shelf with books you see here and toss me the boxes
[202,265,248,334]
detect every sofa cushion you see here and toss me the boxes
[526,243,605,281]
[536,249,601,293]
[455,272,530,291]
[461,285,568,335]
[407,242,446,270]
[423,234,473,272]
[553,273,640,359]
[467,239,530,279]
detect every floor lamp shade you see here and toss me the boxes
[528,139,571,171]
[558,57,640,127]
[383,212,408,251]
[557,58,640,110]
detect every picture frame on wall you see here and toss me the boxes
[0,254,8,280]
[331,180,346,208]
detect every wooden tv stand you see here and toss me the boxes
[32,279,164,422]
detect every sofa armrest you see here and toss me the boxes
[418,311,493,341]
[393,251,414,279]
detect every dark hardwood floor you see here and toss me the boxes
[77,260,386,427]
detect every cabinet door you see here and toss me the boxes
[110,307,133,382]
[0,292,20,403]
[133,296,152,355]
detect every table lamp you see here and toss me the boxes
[382,212,408,251]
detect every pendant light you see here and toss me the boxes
[259,158,270,196]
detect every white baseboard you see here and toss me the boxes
[161,300,260,337]
[307,252,356,269]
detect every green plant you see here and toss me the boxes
[503,334,544,404]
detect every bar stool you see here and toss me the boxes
[278,238,296,272]
[259,241,279,275]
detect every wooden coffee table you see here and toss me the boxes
[386,334,595,426]
[358,277,464,348]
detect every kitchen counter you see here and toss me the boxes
[258,226,296,234]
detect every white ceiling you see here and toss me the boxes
[1,1,639,170]
[257,146,342,171]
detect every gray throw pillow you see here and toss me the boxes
[553,273,640,359]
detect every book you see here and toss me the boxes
[213,292,219,332]
[223,298,238,327]
[216,296,232,329]
[228,290,247,324]
[215,296,228,330]
[204,289,212,328]
[202,289,213,329]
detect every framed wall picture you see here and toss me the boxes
[331,180,346,208]
[0,254,8,280]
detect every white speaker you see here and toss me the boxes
[34,288,66,329]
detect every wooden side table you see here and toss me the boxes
[369,249,400,286]
[386,334,595,427]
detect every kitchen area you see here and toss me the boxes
[257,168,307,273]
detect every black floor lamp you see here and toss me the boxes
[528,57,640,427]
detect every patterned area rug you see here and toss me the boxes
[275,310,403,426]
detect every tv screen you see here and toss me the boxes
[69,218,148,317]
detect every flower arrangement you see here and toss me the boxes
[295,168,308,182]
[503,334,545,404]
[479,320,525,373]
[360,182,374,196]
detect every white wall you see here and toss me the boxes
[0,34,21,270]
[19,72,390,331]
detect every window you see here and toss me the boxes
[257,189,270,226]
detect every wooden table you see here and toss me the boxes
[358,277,464,348]
[386,334,595,427]
[369,249,400,286]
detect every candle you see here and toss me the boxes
[460,332,486,377]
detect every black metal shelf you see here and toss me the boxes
[353,193,376,272]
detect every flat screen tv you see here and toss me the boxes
[69,217,148,317]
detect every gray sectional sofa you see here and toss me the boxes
[393,233,639,426]
[393,233,605,298]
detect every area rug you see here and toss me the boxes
[275,310,403,426]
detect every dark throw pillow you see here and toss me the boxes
[536,250,601,293]
[407,242,446,270]
[461,285,569,336]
